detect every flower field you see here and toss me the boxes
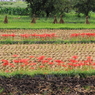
[1,29,95,95]
[0,43,95,73]
[0,29,95,41]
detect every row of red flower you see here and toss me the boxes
[70,33,95,37]
[1,55,95,72]
[0,33,57,38]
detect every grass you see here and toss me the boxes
[1,23,95,29]
[0,11,95,29]
[0,69,95,78]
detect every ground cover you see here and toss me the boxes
[0,11,95,29]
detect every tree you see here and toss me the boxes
[74,0,95,16]
[25,0,71,17]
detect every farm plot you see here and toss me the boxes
[0,29,95,41]
[0,43,95,73]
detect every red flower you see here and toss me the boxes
[20,64,25,67]
[87,56,92,59]
[62,65,67,67]
[5,70,9,73]
[13,59,30,63]
[46,58,52,60]
[12,54,18,57]
[48,62,54,65]
[13,59,20,63]
[1,34,9,37]
[54,60,63,63]
[9,34,16,37]
[31,33,37,37]
[42,60,49,64]
[1,59,8,63]
[73,64,79,67]
[30,67,35,70]
[70,33,79,37]
[2,62,9,66]
[68,63,73,66]
[78,62,85,66]
[72,55,78,59]
[29,63,37,66]
[92,63,95,65]
[20,34,31,38]
[37,56,45,61]
[57,63,61,66]
[39,65,45,68]
[69,59,78,63]
[24,62,29,65]
[29,56,34,58]
[20,59,29,63]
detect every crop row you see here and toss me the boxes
[0,33,58,41]
[0,44,95,72]
[0,29,95,41]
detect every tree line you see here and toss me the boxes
[25,0,95,17]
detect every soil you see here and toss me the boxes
[0,74,95,95]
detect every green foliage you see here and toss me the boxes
[25,0,72,17]
[0,69,95,78]
[74,0,95,16]
[0,1,29,15]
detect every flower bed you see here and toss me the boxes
[0,44,95,73]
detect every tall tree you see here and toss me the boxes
[74,0,95,16]
[25,0,71,17]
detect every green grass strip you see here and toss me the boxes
[0,69,95,78]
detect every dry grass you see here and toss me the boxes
[0,43,95,72]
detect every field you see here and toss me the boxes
[0,43,95,73]
[0,11,95,29]
[0,29,95,94]
[1,11,95,94]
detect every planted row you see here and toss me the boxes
[1,55,95,73]
[1,29,95,41]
